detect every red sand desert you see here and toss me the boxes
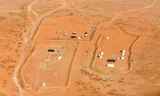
[0,0,160,96]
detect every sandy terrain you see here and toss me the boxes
[91,33,137,74]
[21,41,78,91]
[35,16,98,40]
[0,0,160,96]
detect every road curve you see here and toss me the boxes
[110,0,157,23]
[88,0,157,74]
[13,0,67,96]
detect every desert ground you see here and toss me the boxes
[0,0,160,96]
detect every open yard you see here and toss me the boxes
[0,0,160,96]
[21,41,78,90]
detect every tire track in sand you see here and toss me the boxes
[13,0,67,96]
[88,0,157,74]
[110,0,157,73]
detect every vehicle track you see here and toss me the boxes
[110,0,157,73]
[89,0,157,74]
[13,0,158,95]
[13,0,67,96]
[12,0,39,95]
[109,0,157,23]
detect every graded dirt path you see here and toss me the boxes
[88,0,158,73]
[13,0,67,96]
[109,0,157,23]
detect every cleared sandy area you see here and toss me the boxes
[21,41,78,90]
[92,33,137,74]
[0,0,160,96]
[0,0,33,95]
[35,16,98,41]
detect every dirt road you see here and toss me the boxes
[13,0,67,96]
[86,0,158,78]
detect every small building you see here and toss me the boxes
[107,59,116,62]
[72,32,77,34]
[120,57,125,60]
[41,83,46,87]
[77,36,81,39]
[48,49,55,52]
[121,50,126,53]
[57,56,62,60]
[71,36,77,38]
[106,64,115,68]
[116,58,120,60]
[121,53,126,56]
[84,32,88,36]
[98,52,104,59]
